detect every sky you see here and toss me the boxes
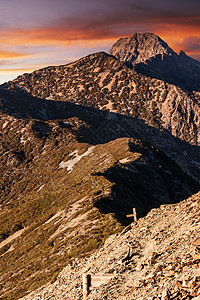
[0,0,200,84]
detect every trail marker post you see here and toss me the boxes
[126,207,137,222]
[83,273,114,298]
[83,274,91,298]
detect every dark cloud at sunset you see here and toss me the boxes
[0,0,200,83]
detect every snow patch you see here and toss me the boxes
[119,157,131,164]
[59,146,95,173]
[37,184,45,192]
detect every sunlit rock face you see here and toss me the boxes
[110,32,175,65]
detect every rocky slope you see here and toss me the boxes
[110,32,200,91]
[5,50,200,147]
[2,51,200,182]
[19,191,200,300]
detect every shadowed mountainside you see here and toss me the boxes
[3,51,200,147]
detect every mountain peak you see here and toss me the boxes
[109,32,175,65]
[110,32,200,91]
[179,49,187,56]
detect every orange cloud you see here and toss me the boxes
[1,11,200,62]
[1,28,118,49]
[0,49,27,59]
[2,19,200,54]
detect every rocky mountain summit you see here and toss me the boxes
[20,191,200,300]
[110,33,200,91]
[110,33,175,66]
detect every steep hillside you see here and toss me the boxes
[19,191,200,300]
[110,32,200,92]
[5,51,200,147]
[2,51,200,181]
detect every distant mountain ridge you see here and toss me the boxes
[110,32,200,91]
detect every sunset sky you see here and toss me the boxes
[0,0,200,84]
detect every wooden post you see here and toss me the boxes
[83,273,115,297]
[126,208,137,222]
[133,207,137,222]
[83,274,91,298]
